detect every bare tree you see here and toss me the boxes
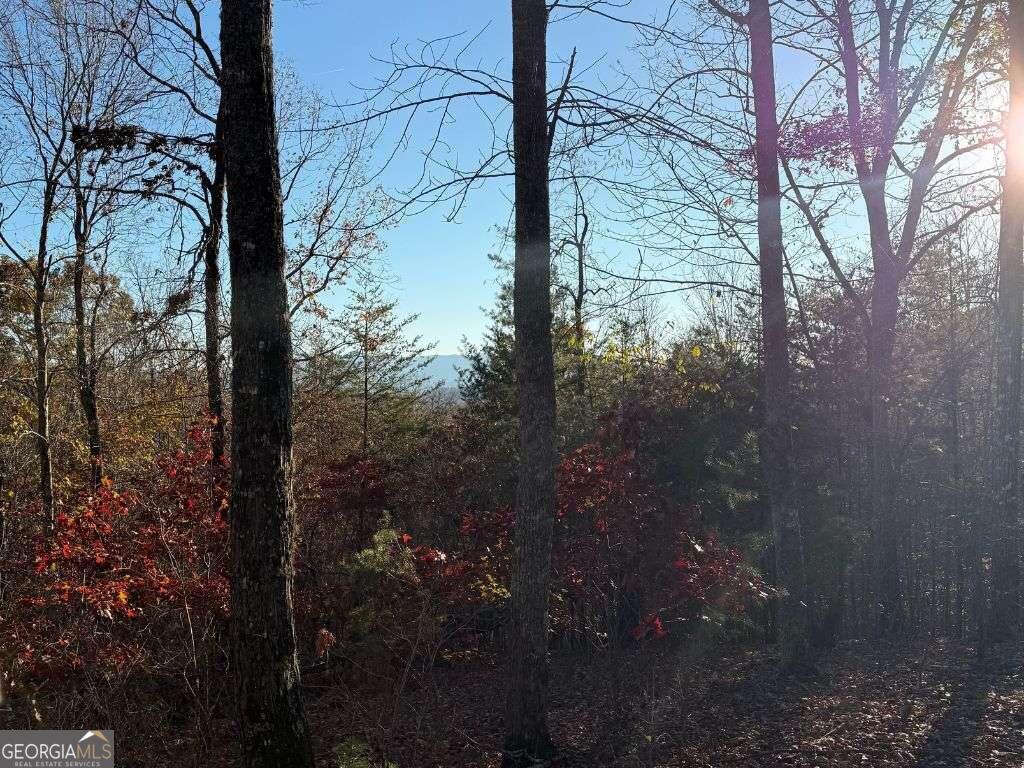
[0,0,96,524]
[555,174,594,402]
[805,0,987,635]
[709,0,810,657]
[65,4,151,487]
[98,0,228,465]
[101,1,381,470]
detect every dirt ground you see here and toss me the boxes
[314,639,1024,767]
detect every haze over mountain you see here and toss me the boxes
[422,354,469,390]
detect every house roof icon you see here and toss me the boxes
[78,731,110,744]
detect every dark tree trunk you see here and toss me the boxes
[219,1,315,765]
[33,278,53,525]
[867,265,903,636]
[567,183,589,403]
[572,228,587,402]
[504,0,558,765]
[835,0,904,637]
[362,314,370,458]
[204,120,226,470]
[943,271,963,636]
[34,185,55,528]
[73,193,103,488]
[748,0,809,657]
[989,0,1024,641]
[359,325,370,541]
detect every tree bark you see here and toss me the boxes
[867,265,903,636]
[989,0,1024,641]
[219,0,315,765]
[834,0,907,637]
[34,183,55,528]
[204,117,226,470]
[572,221,587,402]
[748,0,809,657]
[504,0,558,765]
[73,191,103,488]
[943,264,964,636]
[362,312,370,458]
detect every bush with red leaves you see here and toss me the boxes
[2,422,228,685]
[372,409,768,651]
[549,436,767,646]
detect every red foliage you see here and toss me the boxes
[556,442,636,525]
[671,532,766,613]
[630,613,667,640]
[2,423,228,682]
[401,416,766,645]
[780,108,873,170]
[294,403,766,652]
[778,80,911,171]
[550,429,765,642]
[313,454,389,516]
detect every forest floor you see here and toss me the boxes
[318,638,1024,767]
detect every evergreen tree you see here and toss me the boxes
[341,280,437,457]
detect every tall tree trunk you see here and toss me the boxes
[359,327,369,541]
[219,1,315,765]
[504,0,558,765]
[73,192,103,488]
[943,267,963,636]
[989,0,1024,641]
[34,187,55,528]
[572,231,586,402]
[362,315,370,458]
[835,0,905,637]
[568,182,589,403]
[204,127,226,469]
[867,266,903,636]
[748,0,809,657]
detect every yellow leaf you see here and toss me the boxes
[691,345,702,358]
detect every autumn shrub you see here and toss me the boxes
[341,522,441,657]
[0,423,229,763]
[399,407,767,653]
[296,513,445,694]
[295,347,770,679]
[548,433,768,648]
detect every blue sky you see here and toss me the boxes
[274,2,658,354]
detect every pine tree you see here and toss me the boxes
[338,280,438,457]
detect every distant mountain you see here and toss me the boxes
[422,354,470,390]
